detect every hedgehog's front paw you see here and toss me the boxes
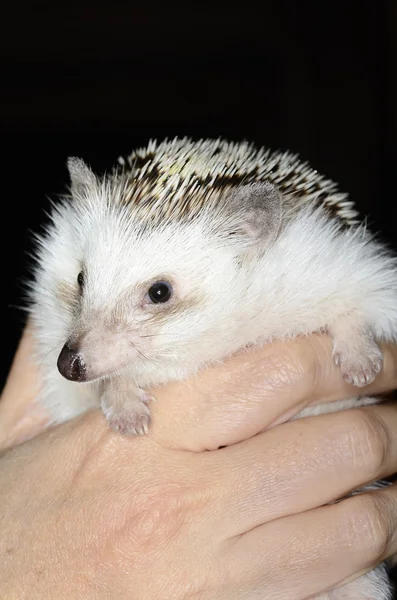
[101,381,154,436]
[107,404,152,436]
[333,346,383,387]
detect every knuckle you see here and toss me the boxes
[129,479,209,550]
[348,494,391,564]
[133,494,181,544]
[352,409,390,477]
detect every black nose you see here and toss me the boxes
[57,344,86,381]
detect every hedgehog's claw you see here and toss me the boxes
[100,380,154,436]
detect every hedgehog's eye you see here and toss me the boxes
[77,271,85,289]
[148,281,172,304]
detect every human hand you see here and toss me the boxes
[1,326,397,599]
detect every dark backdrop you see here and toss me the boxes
[1,1,396,390]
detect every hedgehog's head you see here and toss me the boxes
[53,156,282,383]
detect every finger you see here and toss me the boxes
[204,402,397,537]
[223,484,397,599]
[150,333,397,451]
[0,325,49,450]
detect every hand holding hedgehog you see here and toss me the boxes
[30,138,397,599]
[2,327,397,600]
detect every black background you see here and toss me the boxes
[1,0,397,593]
[1,1,396,388]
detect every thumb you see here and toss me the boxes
[0,324,50,450]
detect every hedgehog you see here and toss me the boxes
[29,137,397,599]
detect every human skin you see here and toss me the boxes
[1,327,397,599]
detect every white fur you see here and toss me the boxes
[29,151,397,599]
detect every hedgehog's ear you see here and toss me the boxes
[226,182,282,247]
[67,157,96,198]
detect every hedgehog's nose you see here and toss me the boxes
[57,343,86,381]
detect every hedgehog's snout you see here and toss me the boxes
[57,343,86,382]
